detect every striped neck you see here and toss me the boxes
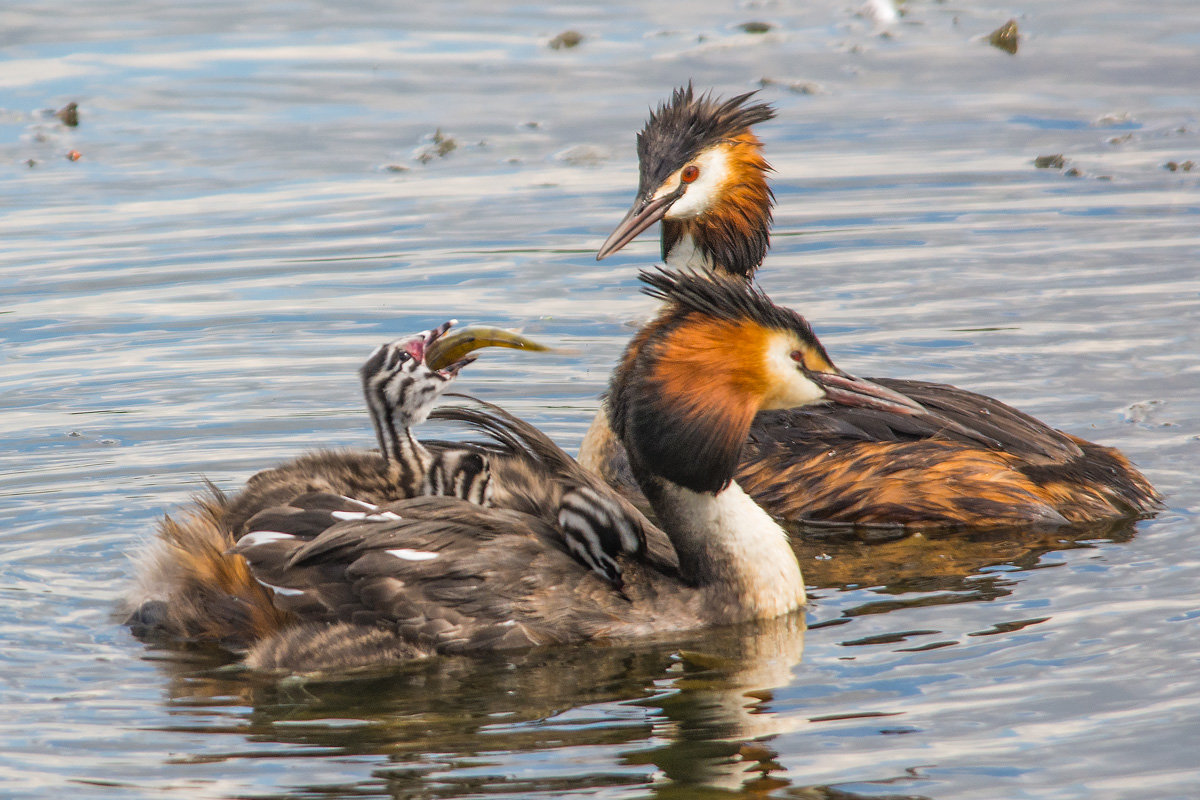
[369,403,432,497]
[368,402,495,504]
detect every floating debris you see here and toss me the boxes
[859,0,899,25]
[1124,399,1174,427]
[383,164,409,173]
[432,129,456,156]
[414,129,457,164]
[555,144,608,167]
[25,158,36,168]
[759,77,825,95]
[1095,111,1134,127]
[1064,167,1081,177]
[56,102,79,127]
[738,21,773,34]
[988,19,1019,54]
[66,149,82,161]
[548,30,583,50]
[1033,154,1065,169]
[1165,160,1195,172]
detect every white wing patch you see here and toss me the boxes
[337,496,380,511]
[239,531,297,547]
[255,579,307,597]
[331,510,403,522]
[387,548,439,561]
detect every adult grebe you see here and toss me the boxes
[125,271,921,671]
[582,85,1160,527]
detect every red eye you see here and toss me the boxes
[681,165,700,183]
[790,350,804,364]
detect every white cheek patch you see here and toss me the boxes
[761,337,827,411]
[662,147,732,220]
[387,548,439,561]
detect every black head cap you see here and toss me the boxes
[638,266,825,358]
[608,268,828,495]
[636,83,776,196]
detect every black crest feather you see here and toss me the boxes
[636,83,776,196]
[637,267,828,361]
[608,268,832,495]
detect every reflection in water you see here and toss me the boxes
[4,0,1198,796]
[129,517,1140,798]
[142,618,828,797]
[627,616,808,796]
[796,517,1139,597]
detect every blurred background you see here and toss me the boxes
[2,1,1198,798]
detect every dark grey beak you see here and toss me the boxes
[809,371,927,416]
[596,187,684,260]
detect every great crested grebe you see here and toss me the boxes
[582,84,1160,527]
[125,271,922,672]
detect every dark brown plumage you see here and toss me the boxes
[126,403,662,665]
[738,379,1158,526]
[127,280,916,672]
[583,85,1161,528]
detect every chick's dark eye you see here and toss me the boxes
[681,165,700,183]
[381,348,408,372]
[789,350,805,365]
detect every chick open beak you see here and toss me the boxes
[424,325,552,376]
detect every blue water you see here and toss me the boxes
[2,1,1199,797]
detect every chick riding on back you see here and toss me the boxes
[126,271,922,672]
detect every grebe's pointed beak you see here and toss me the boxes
[811,368,1011,445]
[810,370,928,416]
[596,186,684,260]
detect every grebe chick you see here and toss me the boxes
[582,84,1160,527]
[125,324,647,651]
[126,271,921,672]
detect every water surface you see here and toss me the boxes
[2,1,1199,798]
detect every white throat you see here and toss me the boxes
[665,232,715,272]
[651,479,806,620]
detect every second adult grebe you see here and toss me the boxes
[583,85,1160,527]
